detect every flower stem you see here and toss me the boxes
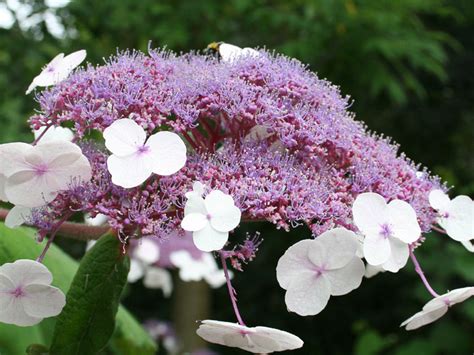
[36,212,72,263]
[31,125,52,146]
[409,247,440,298]
[220,252,246,326]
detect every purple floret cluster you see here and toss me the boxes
[28,48,443,240]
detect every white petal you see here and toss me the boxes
[444,286,474,305]
[22,284,66,318]
[429,189,450,211]
[364,264,385,278]
[34,126,74,143]
[26,53,65,93]
[363,234,391,266]
[204,269,228,288]
[192,224,228,252]
[103,119,146,157]
[353,193,388,236]
[461,240,474,252]
[252,326,304,352]
[84,213,108,226]
[442,196,473,241]
[143,267,173,297]
[0,273,15,309]
[401,307,448,330]
[218,43,243,63]
[314,228,359,269]
[0,174,7,201]
[135,239,160,264]
[381,238,409,273]
[128,260,145,283]
[0,259,53,286]
[285,271,331,316]
[107,153,153,188]
[0,142,32,177]
[192,181,205,196]
[5,170,58,207]
[0,296,42,326]
[5,206,32,228]
[146,131,187,176]
[325,257,365,296]
[276,240,315,289]
[184,195,207,215]
[205,190,241,232]
[59,49,87,75]
[388,200,421,243]
[181,213,208,232]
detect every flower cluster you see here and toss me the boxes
[0,43,472,353]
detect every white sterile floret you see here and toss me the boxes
[143,267,173,297]
[218,43,260,63]
[26,50,86,94]
[127,239,161,283]
[103,119,187,188]
[0,259,66,326]
[353,192,421,272]
[196,320,303,353]
[181,188,241,252]
[0,141,91,208]
[429,189,473,242]
[276,227,365,316]
[33,126,74,143]
[401,287,474,330]
[170,250,228,288]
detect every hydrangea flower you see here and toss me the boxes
[103,118,187,188]
[196,320,303,353]
[143,267,173,297]
[216,43,260,63]
[276,227,365,316]
[181,189,241,252]
[429,189,473,242]
[170,250,227,288]
[26,49,86,94]
[0,140,91,208]
[353,192,421,272]
[0,259,66,326]
[401,287,474,330]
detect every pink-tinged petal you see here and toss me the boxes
[326,257,365,296]
[0,259,53,286]
[5,206,32,229]
[442,196,473,242]
[388,200,421,243]
[352,193,388,236]
[192,224,228,252]
[107,154,153,188]
[0,273,15,309]
[26,53,65,93]
[444,286,474,305]
[181,213,208,232]
[22,284,65,318]
[103,119,146,157]
[147,131,187,176]
[315,227,359,269]
[0,296,42,327]
[0,142,32,177]
[429,189,450,211]
[382,238,409,273]
[51,154,92,189]
[5,170,59,207]
[135,239,160,264]
[205,190,241,232]
[401,306,448,331]
[276,240,315,289]
[285,271,331,316]
[0,174,7,201]
[363,234,391,266]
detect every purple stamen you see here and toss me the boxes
[379,223,392,238]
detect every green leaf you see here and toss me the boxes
[0,223,157,355]
[50,233,130,355]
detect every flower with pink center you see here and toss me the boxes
[26,50,87,94]
[276,227,365,316]
[353,192,421,272]
[103,118,187,188]
[0,259,66,326]
[196,320,303,353]
[181,187,241,252]
[0,140,91,208]
[401,287,474,330]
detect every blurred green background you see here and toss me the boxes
[0,0,473,354]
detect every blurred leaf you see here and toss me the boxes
[354,328,396,355]
[50,233,130,354]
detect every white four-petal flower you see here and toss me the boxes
[401,287,474,330]
[218,43,260,63]
[0,259,66,326]
[26,50,87,94]
[103,119,187,188]
[353,192,421,272]
[276,227,365,316]
[0,141,91,208]
[196,320,303,353]
[429,189,473,242]
[181,188,241,252]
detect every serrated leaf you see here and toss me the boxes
[49,233,130,355]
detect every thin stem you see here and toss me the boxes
[431,225,447,234]
[220,252,246,326]
[36,212,73,263]
[31,125,52,146]
[409,247,440,298]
